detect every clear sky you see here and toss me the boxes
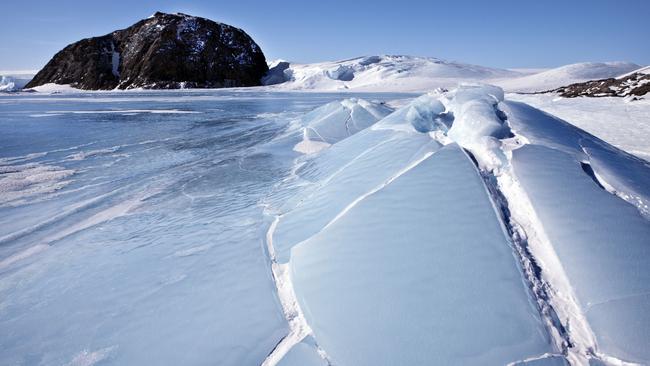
[2,0,649,71]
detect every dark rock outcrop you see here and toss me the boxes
[26,12,268,90]
[548,69,650,98]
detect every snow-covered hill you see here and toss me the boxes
[539,65,650,98]
[261,57,643,94]
[262,55,521,92]
[494,61,641,93]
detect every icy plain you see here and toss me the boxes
[1,84,649,366]
[0,90,410,365]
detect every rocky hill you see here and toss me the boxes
[25,12,268,90]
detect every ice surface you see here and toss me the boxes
[275,129,438,262]
[495,98,650,363]
[511,145,650,364]
[502,101,650,218]
[369,92,452,134]
[513,355,569,366]
[273,86,650,365]
[289,144,554,365]
[0,90,413,365]
[294,98,393,154]
[276,337,327,366]
[2,85,649,365]
[0,162,75,206]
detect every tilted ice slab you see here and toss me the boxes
[267,84,649,365]
[502,101,650,220]
[294,98,393,154]
[435,87,650,363]
[499,102,650,364]
[288,144,554,365]
[272,93,448,262]
[274,128,438,262]
[511,144,650,364]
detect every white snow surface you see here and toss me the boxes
[261,57,642,94]
[507,93,650,160]
[494,62,641,93]
[27,83,82,93]
[617,65,650,78]
[263,55,521,92]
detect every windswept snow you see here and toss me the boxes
[0,162,75,206]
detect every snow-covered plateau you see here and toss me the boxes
[1,57,649,366]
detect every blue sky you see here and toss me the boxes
[2,0,649,71]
